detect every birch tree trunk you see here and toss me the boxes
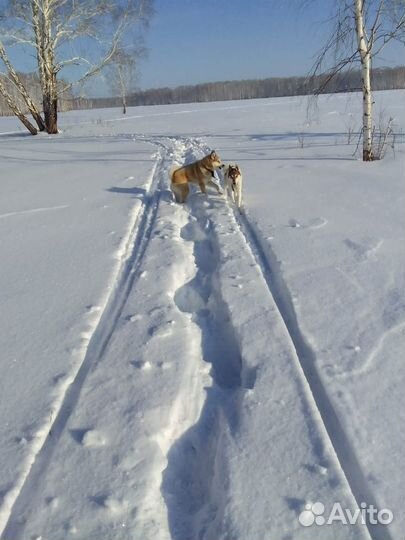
[2,0,152,134]
[43,3,58,134]
[31,0,58,134]
[43,71,58,134]
[355,0,374,161]
[0,42,45,131]
[118,66,127,114]
[0,79,38,134]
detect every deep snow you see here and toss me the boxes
[0,90,404,540]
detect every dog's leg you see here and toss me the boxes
[230,183,236,204]
[226,183,232,202]
[236,178,242,208]
[225,181,230,201]
[198,180,207,194]
[182,183,190,203]
[172,183,189,203]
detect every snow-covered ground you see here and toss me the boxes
[0,90,404,540]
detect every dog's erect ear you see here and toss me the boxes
[210,150,216,159]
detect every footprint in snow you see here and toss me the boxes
[45,496,59,510]
[82,430,107,447]
[288,217,328,230]
[130,360,153,371]
[174,284,206,313]
[52,372,68,385]
[180,220,206,242]
[130,359,171,371]
[91,494,128,514]
[157,361,171,370]
[289,218,301,228]
[126,313,142,323]
[344,237,383,261]
[346,344,361,353]
[307,217,328,229]
[70,428,107,447]
[86,304,101,314]
[148,305,165,316]
[148,320,176,339]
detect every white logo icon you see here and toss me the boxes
[298,501,393,527]
[298,502,325,527]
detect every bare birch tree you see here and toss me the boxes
[0,76,38,134]
[309,0,405,161]
[0,41,46,130]
[0,0,153,134]
[107,48,142,114]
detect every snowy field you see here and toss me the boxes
[0,90,404,540]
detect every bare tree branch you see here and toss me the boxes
[307,0,405,161]
[0,76,38,133]
[0,0,153,133]
[0,40,45,129]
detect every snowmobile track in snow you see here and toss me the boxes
[2,135,391,540]
[161,191,244,540]
[171,136,389,540]
[234,204,391,540]
[1,150,167,539]
[148,136,390,540]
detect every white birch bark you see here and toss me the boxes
[0,41,45,131]
[0,78,38,134]
[308,0,405,161]
[30,0,59,133]
[118,65,127,114]
[355,0,374,161]
[1,0,152,133]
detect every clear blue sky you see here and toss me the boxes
[137,0,404,90]
[2,0,403,95]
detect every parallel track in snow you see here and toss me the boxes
[234,198,390,540]
[1,148,166,540]
[182,136,388,540]
[2,134,391,540]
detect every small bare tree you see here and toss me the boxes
[107,49,140,114]
[309,0,405,161]
[0,0,153,134]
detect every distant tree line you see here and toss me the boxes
[127,66,405,107]
[1,66,404,116]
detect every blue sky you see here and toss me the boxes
[137,0,404,90]
[2,0,403,95]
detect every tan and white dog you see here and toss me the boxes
[224,164,243,209]
[170,150,224,203]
